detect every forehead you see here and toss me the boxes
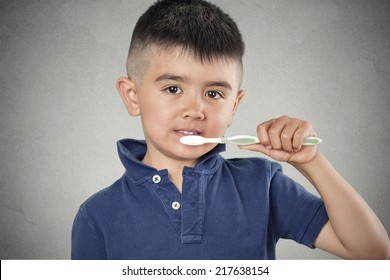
[140,46,243,88]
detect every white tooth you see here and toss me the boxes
[179,130,198,135]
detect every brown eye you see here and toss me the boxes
[165,86,182,94]
[205,91,223,100]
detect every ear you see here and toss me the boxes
[228,90,245,127]
[116,77,140,116]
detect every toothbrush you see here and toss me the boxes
[180,135,322,146]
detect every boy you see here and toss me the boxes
[71,0,390,259]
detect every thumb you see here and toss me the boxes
[238,143,272,156]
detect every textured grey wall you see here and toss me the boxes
[0,0,389,259]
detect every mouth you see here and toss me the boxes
[174,129,202,137]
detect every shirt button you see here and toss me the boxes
[171,201,181,210]
[152,175,161,184]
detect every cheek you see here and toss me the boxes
[142,110,172,130]
[139,99,172,131]
[140,96,170,117]
[207,106,234,128]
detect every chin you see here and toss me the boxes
[172,144,214,161]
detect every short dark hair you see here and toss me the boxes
[128,0,245,65]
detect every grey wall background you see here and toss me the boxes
[0,0,389,259]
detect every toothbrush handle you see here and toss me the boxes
[206,137,226,144]
[226,135,322,146]
[255,136,322,145]
[302,137,322,145]
[258,136,322,145]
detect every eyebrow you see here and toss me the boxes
[205,80,232,91]
[154,73,232,91]
[154,73,188,83]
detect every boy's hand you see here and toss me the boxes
[239,116,318,164]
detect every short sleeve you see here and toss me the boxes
[71,206,107,259]
[269,162,328,248]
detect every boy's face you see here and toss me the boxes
[118,47,244,166]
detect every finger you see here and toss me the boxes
[256,120,274,147]
[292,120,313,151]
[281,118,301,152]
[268,116,289,150]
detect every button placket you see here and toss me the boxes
[148,173,182,236]
[181,170,206,244]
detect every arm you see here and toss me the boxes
[240,115,390,259]
[71,207,107,260]
[294,151,390,259]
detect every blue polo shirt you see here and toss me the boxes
[71,139,328,259]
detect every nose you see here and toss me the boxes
[181,93,205,120]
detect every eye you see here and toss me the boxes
[205,90,223,100]
[164,86,182,94]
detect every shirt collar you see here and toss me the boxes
[117,139,225,183]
